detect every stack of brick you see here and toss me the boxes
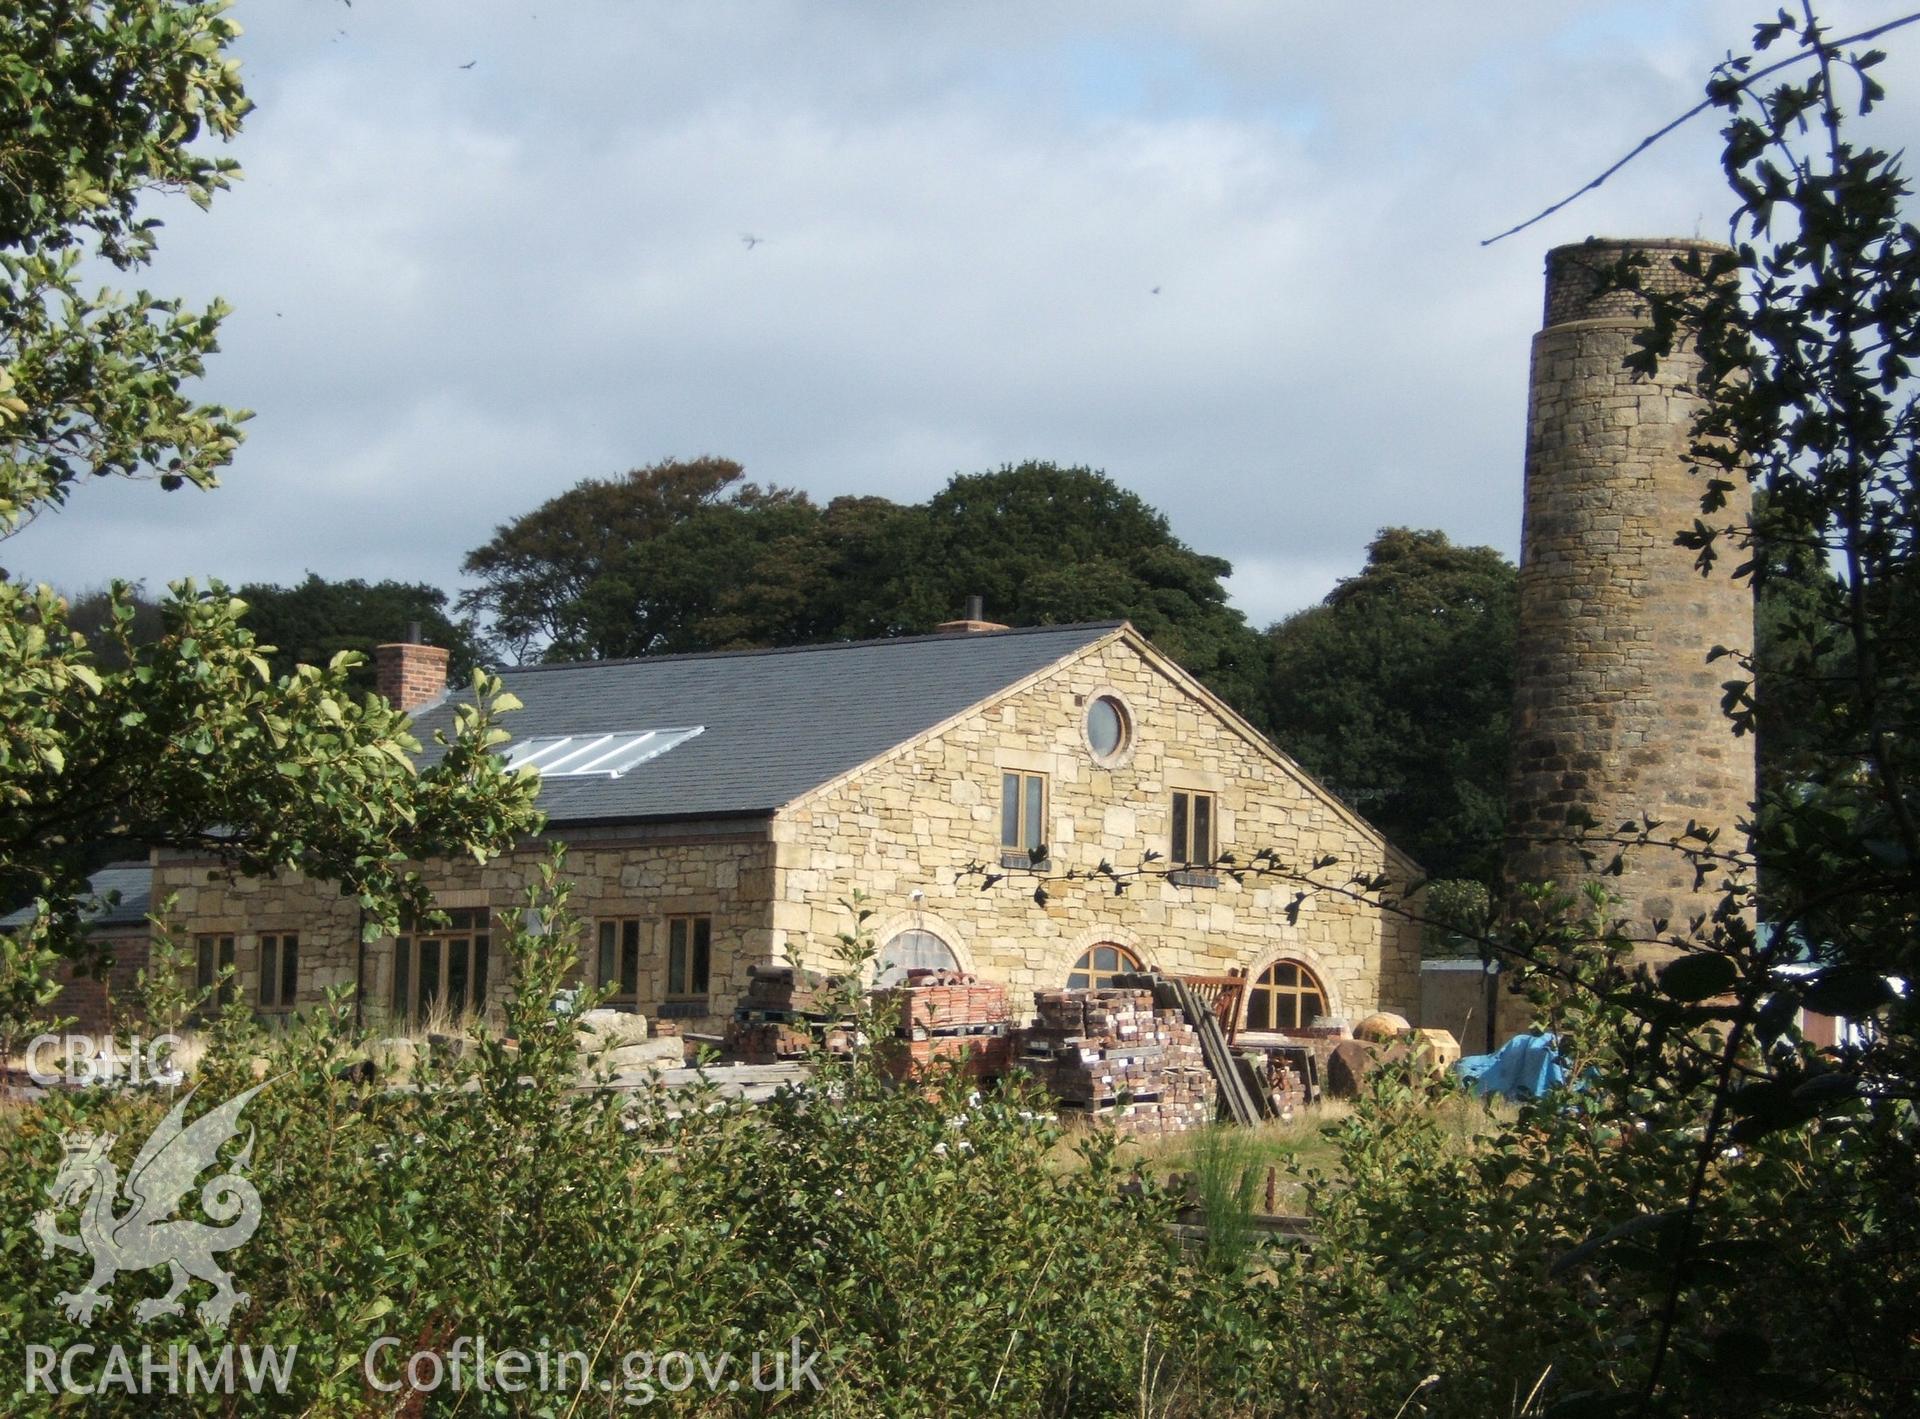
[726,964,850,1064]
[1021,988,1215,1136]
[878,969,1012,1037]
[741,964,837,1016]
[878,971,1013,1084]
[1258,1053,1309,1115]
[726,1020,818,1064]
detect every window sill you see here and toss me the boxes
[1168,869,1220,888]
[658,999,709,1018]
[1000,851,1052,870]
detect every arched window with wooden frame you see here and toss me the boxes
[875,928,962,988]
[1245,959,1328,1031]
[1067,942,1145,991]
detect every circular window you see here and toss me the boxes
[1085,695,1130,761]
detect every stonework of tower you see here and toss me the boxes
[1502,238,1755,1027]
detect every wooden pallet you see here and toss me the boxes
[1114,972,1263,1126]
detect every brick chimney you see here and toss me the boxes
[373,623,450,713]
[935,594,1010,634]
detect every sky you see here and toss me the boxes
[12,1,1920,630]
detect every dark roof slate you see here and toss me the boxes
[410,623,1121,826]
[0,862,152,931]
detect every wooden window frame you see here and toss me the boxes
[875,928,962,988]
[1000,770,1050,858]
[665,914,712,1002]
[194,933,236,1011]
[595,917,644,1005]
[257,932,300,1013]
[1245,959,1329,1032]
[1067,942,1145,992]
[1171,789,1216,866]
[392,908,492,1027]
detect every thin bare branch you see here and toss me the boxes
[1482,11,1920,247]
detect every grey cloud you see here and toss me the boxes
[11,0,1919,627]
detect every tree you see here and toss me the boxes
[0,3,540,973]
[964,14,1920,1412]
[236,573,482,690]
[0,0,248,531]
[458,455,801,661]
[914,462,1270,715]
[572,490,835,657]
[1264,527,1516,883]
[56,581,165,669]
[459,457,1274,722]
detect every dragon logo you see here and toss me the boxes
[32,1083,266,1329]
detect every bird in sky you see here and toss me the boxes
[458,59,477,70]
[741,234,766,249]
[1151,286,1161,295]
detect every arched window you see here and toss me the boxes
[1067,942,1145,991]
[1246,959,1328,1031]
[875,928,961,988]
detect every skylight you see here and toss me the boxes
[502,728,704,779]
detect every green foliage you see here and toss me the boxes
[0,578,543,960]
[1420,878,1491,957]
[0,3,542,990]
[460,457,1273,720]
[235,573,484,691]
[1265,528,1517,882]
[1183,1125,1263,1279]
[459,455,799,661]
[1225,978,1913,1419]
[0,0,251,530]
[52,580,165,669]
[0,865,1194,1417]
[913,462,1270,713]
[0,917,66,1079]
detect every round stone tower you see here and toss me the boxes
[1502,238,1754,1025]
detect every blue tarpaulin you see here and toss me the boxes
[1455,1032,1567,1100]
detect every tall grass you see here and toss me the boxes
[1186,1125,1266,1274]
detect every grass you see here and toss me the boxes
[1124,1106,1350,1210]
[1123,1090,1512,1214]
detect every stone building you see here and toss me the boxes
[133,620,1420,1036]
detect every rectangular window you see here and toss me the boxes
[1172,789,1216,865]
[392,908,491,1026]
[1000,771,1049,854]
[257,933,299,1011]
[666,914,711,1000]
[392,939,410,1020]
[195,934,235,1009]
[596,918,642,1003]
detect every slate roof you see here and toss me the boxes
[0,861,152,931]
[411,623,1123,827]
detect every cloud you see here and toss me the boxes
[10,0,1919,627]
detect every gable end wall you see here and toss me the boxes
[771,635,1422,1019]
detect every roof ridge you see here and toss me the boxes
[493,621,1127,675]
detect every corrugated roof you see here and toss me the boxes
[0,862,152,931]
[411,623,1122,826]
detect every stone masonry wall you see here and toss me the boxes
[771,632,1423,1023]
[147,636,1422,1037]
[1506,239,1755,1027]
[151,824,776,1033]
